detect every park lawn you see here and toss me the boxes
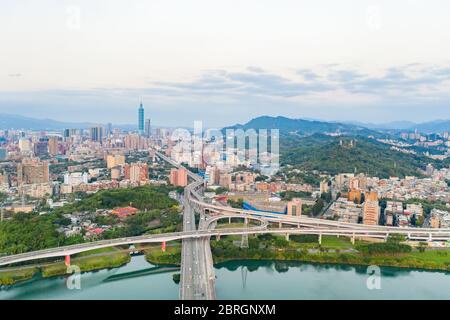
[407,250,450,265]
[144,244,181,265]
[320,235,355,249]
[0,267,38,286]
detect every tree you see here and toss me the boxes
[312,199,325,216]
[418,242,428,253]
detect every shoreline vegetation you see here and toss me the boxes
[144,236,449,273]
[1,235,449,287]
[0,247,131,286]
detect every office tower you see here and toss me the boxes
[113,128,120,139]
[287,198,302,216]
[90,126,104,143]
[63,128,78,139]
[145,118,151,138]
[17,158,50,185]
[34,138,49,157]
[106,123,113,138]
[138,102,144,135]
[48,136,58,156]
[63,129,70,138]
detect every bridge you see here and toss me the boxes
[0,149,449,300]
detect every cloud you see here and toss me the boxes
[297,69,320,81]
[2,64,450,126]
[149,68,333,98]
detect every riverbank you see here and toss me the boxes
[1,235,448,287]
[143,235,450,272]
[0,247,131,286]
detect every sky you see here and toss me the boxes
[1,0,450,127]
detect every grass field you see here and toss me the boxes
[144,244,181,266]
[41,251,131,278]
[0,267,39,286]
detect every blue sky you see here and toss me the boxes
[1,0,450,126]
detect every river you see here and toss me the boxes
[0,256,449,300]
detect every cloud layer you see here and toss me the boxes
[1,64,450,127]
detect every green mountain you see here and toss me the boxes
[281,134,446,178]
[224,116,379,137]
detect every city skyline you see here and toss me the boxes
[1,0,450,126]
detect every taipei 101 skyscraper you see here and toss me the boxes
[138,101,145,135]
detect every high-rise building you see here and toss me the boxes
[90,126,104,143]
[63,128,78,139]
[106,154,126,169]
[363,191,380,225]
[124,162,149,183]
[138,102,145,135]
[34,138,49,157]
[48,136,58,156]
[219,173,232,189]
[63,129,70,139]
[145,118,151,138]
[106,123,113,138]
[17,158,50,185]
[287,198,302,216]
[19,138,32,153]
[169,168,188,187]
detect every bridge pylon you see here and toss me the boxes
[240,219,249,249]
[241,266,248,289]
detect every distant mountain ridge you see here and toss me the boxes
[224,116,376,136]
[0,113,136,131]
[347,120,450,133]
[226,116,450,134]
[346,120,417,130]
[0,113,94,130]
[1,113,450,133]
[411,120,450,133]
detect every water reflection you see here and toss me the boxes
[1,257,449,300]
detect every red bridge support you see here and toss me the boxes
[65,255,71,267]
[162,241,167,252]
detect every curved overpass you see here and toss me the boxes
[1,150,449,282]
[0,225,448,267]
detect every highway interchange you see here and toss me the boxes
[0,150,449,300]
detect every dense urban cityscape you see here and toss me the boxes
[1,0,450,305]
[1,104,450,235]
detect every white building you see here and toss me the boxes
[64,172,89,186]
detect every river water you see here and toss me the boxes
[0,256,449,300]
